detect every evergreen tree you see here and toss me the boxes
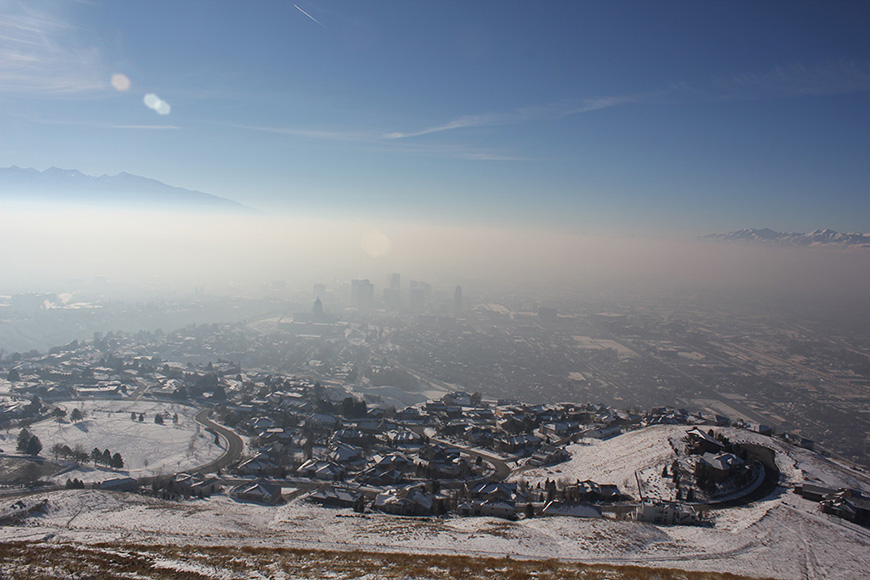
[154,413,164,425]
[91,447,102,465]
[111,453,123,469]
[70,408,83,423]
[26,435,42,456]
[16,428,32,454]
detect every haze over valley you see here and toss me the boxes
[3,1,870,578]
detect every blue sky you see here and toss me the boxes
[2,0,870,235]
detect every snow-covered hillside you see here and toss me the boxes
[23,400,223,482]
[1,482,868,579]
[3,425,869,579]
[514,425,870,496]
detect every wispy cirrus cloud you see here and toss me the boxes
[0,4,106,95]
[720,61,870,98]
[101,124,179,130]
[232,123,373,142]
[231,122,533,161]
[384,96,630,139]
[27,116,179,130]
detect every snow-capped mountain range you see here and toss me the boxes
[0,166,255,212]
[705,227,870,247]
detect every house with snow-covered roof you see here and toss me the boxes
[230,480,283,505]
[694,452,744,483]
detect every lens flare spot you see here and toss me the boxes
[111,73,131,92]
[144,93,171,115]
[361,230,391,258]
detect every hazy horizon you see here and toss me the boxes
[1,202,868,319]
[2,1,869,237]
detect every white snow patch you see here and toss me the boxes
[29,400,223,482]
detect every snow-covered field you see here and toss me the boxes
[21,400,223,482]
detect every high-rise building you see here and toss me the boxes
[408,280,431,313]
[351,279,374,311]
[383,273,401,311]
[409,287,425,313]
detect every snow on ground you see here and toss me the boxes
[2,484,869,580]
[2,425,869,579]
[512,425,870,500]
[25,400,223,482]
[512,425,685,495]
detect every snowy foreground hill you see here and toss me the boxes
[2,425,869,579]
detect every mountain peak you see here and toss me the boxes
[705,228,870,248]
[0,166,257,213]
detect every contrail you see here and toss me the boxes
[294,4,326,28]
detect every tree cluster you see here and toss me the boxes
[90,447,124,469]
[16,428,42,456]
[340,396,368,418]
[50,443,89,464]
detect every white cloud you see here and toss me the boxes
[384,97,630,139]
[0,5,107,95]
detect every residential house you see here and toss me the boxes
[526,444,570,467]
[297,458,345,480]
[373,485,434,516]
[230,480,283,505]
[457,499,516,520]
[686,427,725,454]
[308,486,362,509]
[695,452,744,483]
[634,501,701,526]
[540,500,601,518]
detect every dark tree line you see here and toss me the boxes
[90,447,124,469]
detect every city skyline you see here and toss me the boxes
[2,1,870,235]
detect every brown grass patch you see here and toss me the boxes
[0,540,777,580]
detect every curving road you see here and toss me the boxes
[192,409,244,474]
[408,426,512,481]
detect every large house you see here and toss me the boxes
[694,452,744,483]
[230,480,283,505]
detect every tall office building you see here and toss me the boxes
[351,279,374,311]
[409,287,425,313]
[383,273,401,311]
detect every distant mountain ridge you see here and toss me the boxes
[704,227,870,248]
[0,166,256,212]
